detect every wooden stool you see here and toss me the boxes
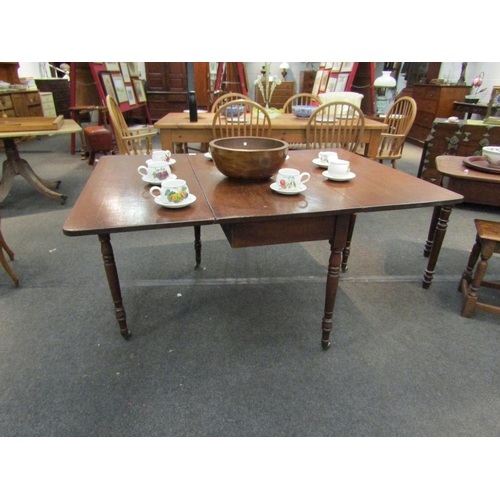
[0,214,19,287]
[459,219,500,318]
[84,126,114,165]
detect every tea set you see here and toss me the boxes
[271,150,354,195]
[139,150,196,208]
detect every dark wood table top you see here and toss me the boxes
[63,149,464,237]
[436,155,500,182]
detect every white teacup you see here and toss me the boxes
[138,161,171,181]
[151,150,172,162]
[448,116,459,123]
[327,159,350,177]
[319,151,338,165]
[276,168,310,191]
[150,179,190,204]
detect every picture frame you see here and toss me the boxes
[484,86,500,125]
[133,78,147,103]
[127,63,140,77]
[111,73,129,103]
[319,70,330,93]
[312,69,323,95]
[126,85,136,106]
[335,73,349,92]
[326,76,338,93]
[324,62,333,70]
[332,62,342,72]
[105,62,120,72]
[120,62,131,83]
[99,71,118,103]
[340,62,354,72]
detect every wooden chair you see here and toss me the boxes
[212,100,271,138]
[459,219,500,318]
[373,97,417,168]
[305,101,365,152]
[282,93,321,113]
[0,213,19,287]
[306,101,365,272]
[211,92,251,112]
[106,95,157,155]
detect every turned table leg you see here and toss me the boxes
[322,215,350,350]
[99,233,131,340]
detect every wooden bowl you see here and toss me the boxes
[209,137,289,181]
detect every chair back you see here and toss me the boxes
[282,93,321,113]
[376,97,417,160]
[306,101,365,152]
[211,92,252,112]
[106,95,156,155]
[212,100,271,138]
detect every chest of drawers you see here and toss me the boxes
[409,84,470,143]
[255,81,295,109]
[0,90,42,118]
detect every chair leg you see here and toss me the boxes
[458,235,481,292]
[0,230,15,261]
[342,213,357,272]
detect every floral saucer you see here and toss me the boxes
[154,194,196,208]
[142,173,177,185]
[322,171,356,182]
[312,158,329,169]
[146,158,176,166]
[270,182,307,195]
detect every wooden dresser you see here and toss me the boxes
[255,81,295,109]
[0,90,42,117]
[408,84,470,143]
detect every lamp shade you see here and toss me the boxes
[280,62,290,70]
[374,70,396,88]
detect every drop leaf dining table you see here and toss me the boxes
[63,149,463,350]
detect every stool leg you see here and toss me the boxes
[461,240,495,318]
[0,230,15,261]
[88,152,96,166]
[458,235,481,292]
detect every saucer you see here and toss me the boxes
[154,194,196,208]
[312,158,329,169]
[146,158,176,166]
[142,174,177,185]
[204,152,213,160]
[322,171,356,182]
[270,182,307,195]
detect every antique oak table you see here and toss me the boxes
[0,119,82,204]
[63,150,463,349]
[154,112,388,159]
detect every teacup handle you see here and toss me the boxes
[149,186,161,197]
[138,165,148,176]
[299,172,311,184]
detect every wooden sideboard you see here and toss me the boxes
[408,84,471,143]
[0,90,42,118]
[255,80,295,109]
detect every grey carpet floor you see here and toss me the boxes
[1,133,499,437]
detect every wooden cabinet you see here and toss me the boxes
[408,84,471,143]
[255,80,295,109]
[0,90,42,117]
[39,92,57,117]
[145,62,188,121]
[34,79,71,118]
[300,71,316,93]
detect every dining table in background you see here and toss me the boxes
[0,118,81,204]
[63,149,463,350]
[154,112,388,159]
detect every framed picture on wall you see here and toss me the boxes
[340,62,354,72]
[105,62,120,72]
[312,69,323,95]
[111,73,129,103]
[128,63,140,77]
[326,76,338,93]
[335,73,349,92]
[484,86,500,124]
[319,70,330,93]
[120,62,131,83]
[133,78,147,102]
[332,62,342,71]
[126,85,136,106]
[99,71,118,103]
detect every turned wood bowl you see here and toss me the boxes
[209,137,289,181]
